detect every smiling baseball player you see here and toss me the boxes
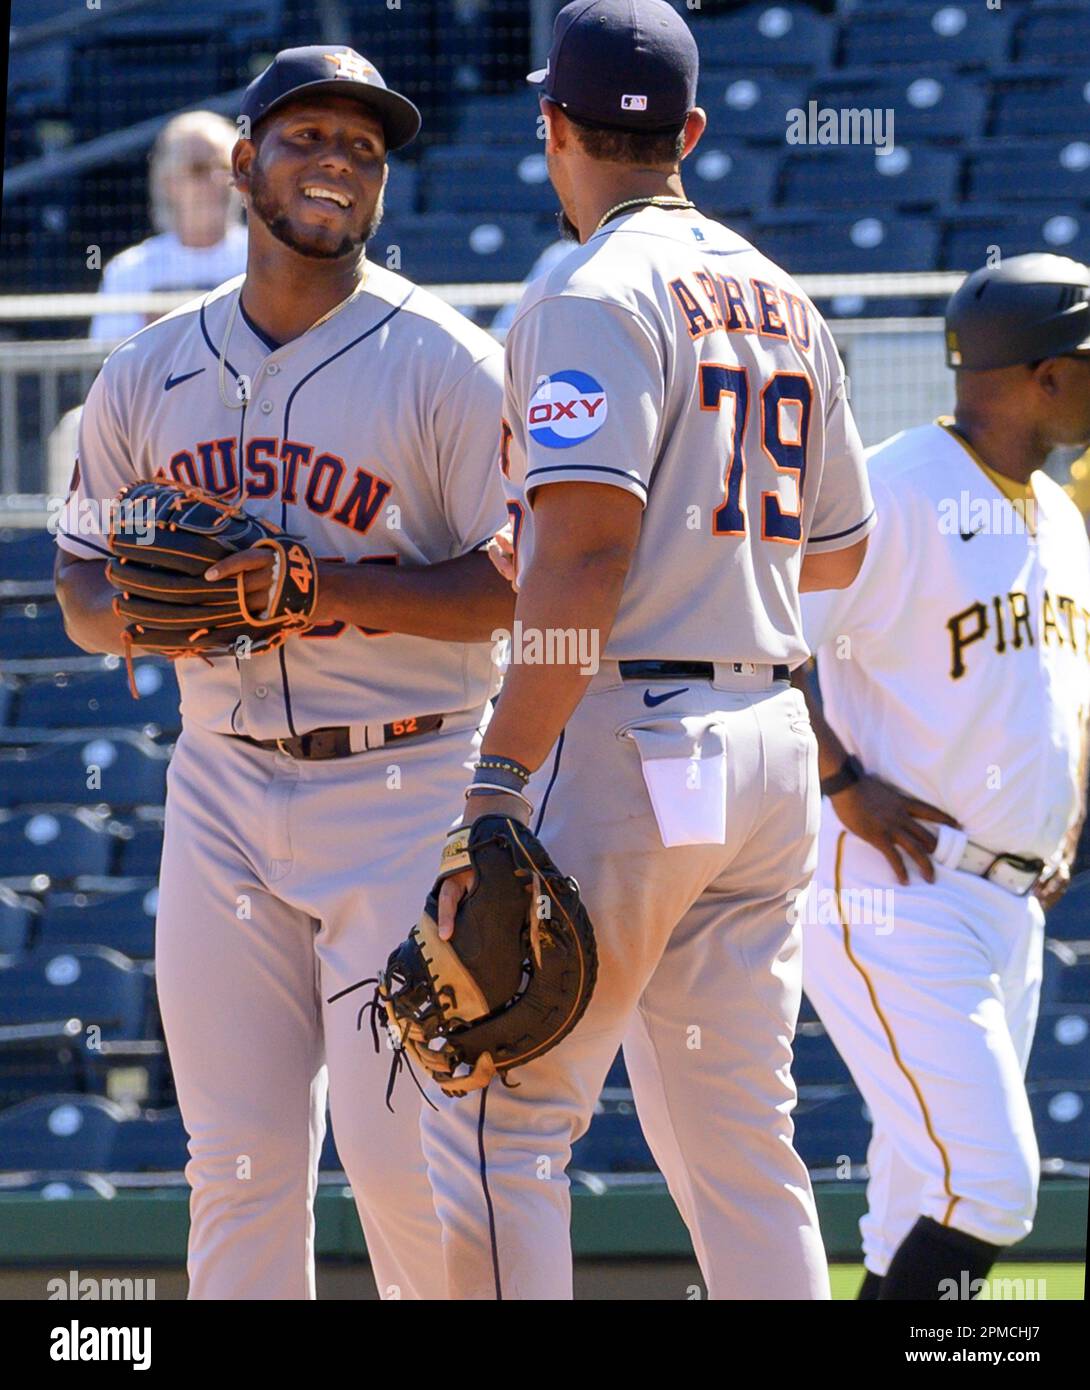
[54,46,514,1300]
[796,253,1090,1299]
[412,0,876,1300]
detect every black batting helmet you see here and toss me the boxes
[945,253,1090,370]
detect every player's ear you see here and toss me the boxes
[232,135,255,195]
[680,108,706,161]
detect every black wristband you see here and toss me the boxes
[820,754,863,798]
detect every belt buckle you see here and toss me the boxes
[275,737,294,758]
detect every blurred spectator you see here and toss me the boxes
[89,112,246,342]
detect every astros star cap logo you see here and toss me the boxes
[324,50,375,82]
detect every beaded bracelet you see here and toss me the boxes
[475,755,531,784]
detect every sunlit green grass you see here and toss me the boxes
[830,1263,1085,1301]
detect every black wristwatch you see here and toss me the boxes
[820,754,863,798]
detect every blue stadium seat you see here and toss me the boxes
[1015,4,1090,68]
[14,662,180,733]
[944,206,1090,269]
[0,1093,128,1171]
[0,810,115,881]
[793,1023,853,1087]
[840,4,1014,71]
[793,1087,871,1168]
[41,886,158,960]
[1029,1005,1090,1084]
[0,683,13,727]
[992,72,1090,139]
[116,821,164,880]
[0,528,56,581]
[0,603,77,659]
[0,737,169,810]
[755,212,940,274]
[692,4,835,75]
[698,72,806,142]
[110,1107,189,1173]
[454,91,543,146]
[320,1121,342,1172]
[0,888,38,954]
[806,69,988,144]
[421,148,558,216]
[571,1093,657,1174]
[1027,1082,1090,1165]
[0,945,147,1039]
[0,1171,116,1198]
[605,1049,629,1090]
[964,139,1090,205]
[373,214,555,285]
[779,146,959,213]
[688,143,778,217]
[1042,871,1090,943]
[1042,943,1090,1005]
[382,157,418,220]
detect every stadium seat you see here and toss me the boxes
[0,1093,128,1172]
[1042,942,1090,1005]
[688,143,778,217]
[571,1093,657,1175]
[13,662,180,733]
[0,603,78,659]
[793,1023,854,1087]
[0,683,13,728]
[755,212,940,274]
[698,72,806,142]
[605,1049,630,1090]
[421,148,558,216]
[373,214,555,285]
[964,139,1090,205]
[110,1107,189,1173]
[1028,1005,1090,1084]
[0,887,38,954]
[0,737,169,811]
[992,73,1090,140]
[41,886,158,960]
[0,944,148,1039]
[453,91,543,146]
[805,69,987,144]
[792,1087,871,1168]
[1015,4,1090,68]
[691,5,835,75]
[320,1121,343,1172]
[382,157,418,220]
[0,1171,117,1198]
[943,206,1090,270]
[1042,871,1090,942]
[840,4,1014,71]
[779,146,959,213]
[1027,1082,1090,1165]
[0,528,56,582]
[116,821,164,880]
[0,810,115,881]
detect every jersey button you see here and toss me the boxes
[255,685,268,698]
[267,363,280,376]
[259,400,274,415]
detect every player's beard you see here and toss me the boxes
[247,161,385,259]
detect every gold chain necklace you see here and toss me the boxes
[593,195,696,235]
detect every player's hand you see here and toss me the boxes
[1035,860,1071,912]
[437,790,532,940]
[205,549,277,616]
[831,774,960,886]
[486,521,518,590]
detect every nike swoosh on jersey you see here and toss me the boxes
[164,368,206,391]
[959,528,983,541]
[643,687,688,707]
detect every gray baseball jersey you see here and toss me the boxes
[58,267,507,735]
[500,205,875,665]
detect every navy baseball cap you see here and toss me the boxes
[239,46,421,151]
[528,0,698,133]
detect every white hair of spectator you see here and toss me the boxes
[149,111,242,239]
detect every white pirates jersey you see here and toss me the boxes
[803,422,1090,861]
[499,205,876,666]
[58,267,507,737]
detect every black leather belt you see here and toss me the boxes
[235,714,444,761]
[619,660,790,682]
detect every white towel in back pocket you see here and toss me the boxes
[621,717,728,847]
